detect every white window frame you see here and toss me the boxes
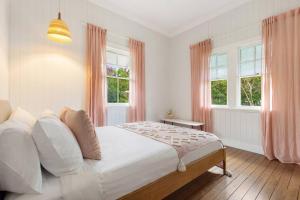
[237,41,263,109]
[106,46,131,106]
[210,37,263,111]
[210,52,229,108]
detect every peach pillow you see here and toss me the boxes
[60,108,101,160]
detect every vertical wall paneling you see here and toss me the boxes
[212,108,262,154]
[0,0,9,99]
[9,0,170,120]
[107,106,128,125]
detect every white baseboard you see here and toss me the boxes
[220,138,264,155]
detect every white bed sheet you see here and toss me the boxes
[5,171,62,200]
[5,126,223,200]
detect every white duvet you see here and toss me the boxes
[5,126,223,200]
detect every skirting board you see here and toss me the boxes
[221,138,263,155]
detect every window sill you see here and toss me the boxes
[231,106,260,112]
[211,105,229,109]
[107,103,129,107]
[211,106,261,113]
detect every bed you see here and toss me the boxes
[1,101,228,200]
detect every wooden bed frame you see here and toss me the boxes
[120,148,228,200]
[0,100,229,200]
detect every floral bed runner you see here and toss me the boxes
[117,121,222,172]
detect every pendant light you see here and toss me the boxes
[47,0,72,44]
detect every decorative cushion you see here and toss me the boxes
[60,108,101,160]
[32,115,83,177]
[0,122,42,194]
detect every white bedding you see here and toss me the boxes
[5,126,223,200]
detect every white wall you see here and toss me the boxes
[9,0,170,122]
[169,0,300,154]
[7,0,300,151]
[0,0,9,100]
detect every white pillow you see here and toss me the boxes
[32,116,83,177]
[39,109,57,118]
[9,107,36,128]
[0,122,42,194]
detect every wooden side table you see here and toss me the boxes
[161,118,205,130]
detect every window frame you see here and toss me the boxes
[210,52,229,107]
[106,46,131,105]
[208,38,263,111]
[237,42,263,108]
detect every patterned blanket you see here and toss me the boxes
[118,121,222,172]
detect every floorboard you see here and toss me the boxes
[164,147,300,200]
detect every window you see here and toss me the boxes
[106,48,130,103]
[210,54,228,105]
[239,44,262,106]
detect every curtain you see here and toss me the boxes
[261,8,300,163]
[190,39,212,132]
[128,39,145,122]
[86,24,107,127]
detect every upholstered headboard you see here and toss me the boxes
[0,100,12,123]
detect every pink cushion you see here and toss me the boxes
[61,108,101,160]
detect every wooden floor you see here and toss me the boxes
[165,147,300,200]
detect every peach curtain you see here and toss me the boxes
[261,8,300,163]
[128,39,145,122]
[190,39,212,132]
[86,24,107,127]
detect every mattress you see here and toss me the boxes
[5,126,223,200]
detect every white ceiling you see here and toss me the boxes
[89,0,251,37]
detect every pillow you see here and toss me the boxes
[32,116,83,177]
[0,119,30,133]
[60,108,101,160]
[9,107,36,128]
[59,107,68,120]
[39,109,57,118]
[0,122,42,194]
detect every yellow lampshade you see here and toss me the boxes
[47,12,72,44]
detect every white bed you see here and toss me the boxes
[5,126,223,200]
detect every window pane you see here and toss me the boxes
[210,53,228,80]
[107,77,118,103]
[106,64,118,77]
[217,66,227,80]
[210,55,217,67]
[117,68,130,78]
[240,62,255,76]
[241,47,255,62]
[107,52,117,65]
[118,55,129,67]
[256,45,262,59]
[211,80,227,105]
[217,54,227,66]
[119,79,129,103]
[210,68,217,80]
[241,76,261,106]
[255,60,262,75]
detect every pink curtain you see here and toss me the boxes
[128,39,145,122]
[261,8,300,163]
[190,39,212,132]
[86,24,107,127]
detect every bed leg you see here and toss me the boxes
[223,149,232,177]
[222,159,226,175]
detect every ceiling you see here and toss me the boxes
[89,0,251,37]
